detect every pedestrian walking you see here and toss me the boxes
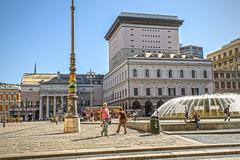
[116,108,128,134]
[100,103,110,136]
[224,104,231,122]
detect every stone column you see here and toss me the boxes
[39,96,43,120]
[53,96,57,115]
[46,96,49,119]
[61,96,64,112]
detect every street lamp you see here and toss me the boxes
[87,69,95,107]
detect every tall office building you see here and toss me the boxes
[180,45,203,59]
[105,12,183,71]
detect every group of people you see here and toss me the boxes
[184,104,232,130]
[99,103,128,136]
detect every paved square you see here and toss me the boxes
[0,121,199,158]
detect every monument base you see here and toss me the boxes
[64,117,81,133]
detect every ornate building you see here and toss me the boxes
[21,72,104,120]
[103,53,213,116]
[103,12,214,116]
[0,83,21,121]
[207,38,240,93]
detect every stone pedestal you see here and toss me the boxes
[64,117,81,133]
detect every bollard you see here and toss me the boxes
[150,116,160,134]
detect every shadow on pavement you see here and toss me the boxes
[72,133,118,141]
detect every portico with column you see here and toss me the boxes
[38,94,67,120]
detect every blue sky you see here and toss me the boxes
[0,0,240,84]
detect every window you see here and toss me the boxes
[168,36,171,38]
[131,40,134,42]
[235,47,239,53]
[204,88,208,94]
[158,88,162,95]
[192,70,196,78]
[203,70,207,78]
[221,82,225,89]
[220,73,224,78]
[229,50,232,55]
[133,69,137,77]
[181,88,185,95]
[227,82,231,89]
[191,88,199,95]
[180,70,184,78]
[168,88,176,96]
[226,73,230,78]
[157,70,161,78]
[169,70,172,78]
[232,82,236,88]
[145,69,149,78]
[215,82,219,89]
[134,88,138,96]
[125,89,127,96]
[130,34,134,36]
[223,52,226,57]
[146,88,151,96]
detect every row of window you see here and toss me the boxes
[215,81,240,89]
[133,87,208,96]
[210,47,239,61]
[141,29,171,32]
[133,69,208,78]
[142,46,170,49]
[214,57,240,68]
[0,94,20,101]
[142,40,161,43]
[214,72,240,79]
[104,70,127,90]
[104,89,128,102]
[142,34,161,38]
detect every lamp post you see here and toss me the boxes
[87,69,95,107]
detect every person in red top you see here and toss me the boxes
[100,103,110,136]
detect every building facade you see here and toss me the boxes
[207,38,240,93]
[103,12,214,116]
[105,12,184,71]
[103,53,214,116]
[21,73,104,120]
[0,83,21,121]
[180,45,203,59]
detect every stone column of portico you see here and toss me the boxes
[39,96,43,120]
[46,96,49,119]
[61,96,64,112]
[53,96,57,115]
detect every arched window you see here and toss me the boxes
[169,70,172,78]
[145,69,149,78]
[203,70,207,78]
[157,69,161,78]
[180,70,184,78]
[133,69,137,77]
[192,70,196,78]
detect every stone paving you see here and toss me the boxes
[0,121,199,158]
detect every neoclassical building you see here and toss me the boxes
[21,72,104,120]
[103,53,214,116]
[207,38,240,93]
[103,12,214,116]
